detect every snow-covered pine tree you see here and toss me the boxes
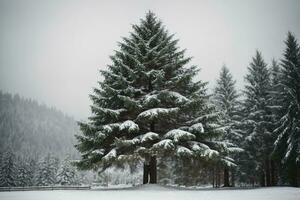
[56,156,78,185]
[213,65,243,187]
[15,157,30,187]
[27,158,38,186]
[242,51,273,186]
[76,11,236,184]
[0,149,17,187]
[35,155,58,186]
[268,59,283,186]
[273,32,300,187]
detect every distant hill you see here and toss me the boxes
[0,91,79,158]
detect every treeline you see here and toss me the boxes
[157,32,300,187]
[0,151,91,187]
[0,92,85,187]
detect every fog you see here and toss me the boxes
[0,0,299,119]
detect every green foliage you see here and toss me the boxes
[240,51,273,184]
[75,12,232,176]
[273,32,300,186]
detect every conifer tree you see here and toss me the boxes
[0,150,17,187]
[268,59,283,186]
[56,156,78,185]
[16,157,30,187]
[242,51,273,186]
[213,65,243,187]
[76,11,236,184]
[35,155,58,186]
[27,158,38,186]
[273,32,300,186]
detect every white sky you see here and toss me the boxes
[0,0,300,120]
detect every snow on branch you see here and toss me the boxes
[137,107,179,121]
[221,156,237,167]
[189,123,204,133]
[119,120,139,133]
[190,142,219,158]
[165,129,195,142]
[140,132,159,142]
[91,106,126,118]
[102,149,117,161]
[160,90,190,103]
[114,137,140,147]
[176,146,193,156]
[153,139,175,150]
[102,123,121,133]
[91,149,105,156]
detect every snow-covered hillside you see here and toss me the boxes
[0,185,299,200]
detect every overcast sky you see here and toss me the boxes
[0,0,300,120]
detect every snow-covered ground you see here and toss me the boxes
[0,185,299,200]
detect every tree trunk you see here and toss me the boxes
[260,170,266,187]
[149,156,157,184]
[288,163,299,187]
[270,160,276,186]
[143,163,149,184]
[216,165,220,187]
[251,176,255,187]
[265,159,271,186]
[212,168,215,188]
[223,167,230,187]
[231,168,235,187]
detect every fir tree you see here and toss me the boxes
[27,158,38,186]
[56,156,78,185]
[75,11,236,184]
[273,32,300,187]
[242,51,273,186]
[15,157,30,187]
[268,59,283,186]
[35,155,58,186]
[213,65,243,187]
[0,150,17,187]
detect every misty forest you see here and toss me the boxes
[0,9,300,200]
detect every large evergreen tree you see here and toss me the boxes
[268,59,283,186]
[213,65,243,187]
[273,32,300,186]
[75,12,235,184]
[242,51,273,186]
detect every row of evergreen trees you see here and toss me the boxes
[208,32,300,187]
[75,12,300,187]
[0,150,80,187]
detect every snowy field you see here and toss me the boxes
[0,185,300,200]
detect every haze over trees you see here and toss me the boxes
[0,92,90,187]
[0,12,299,188]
